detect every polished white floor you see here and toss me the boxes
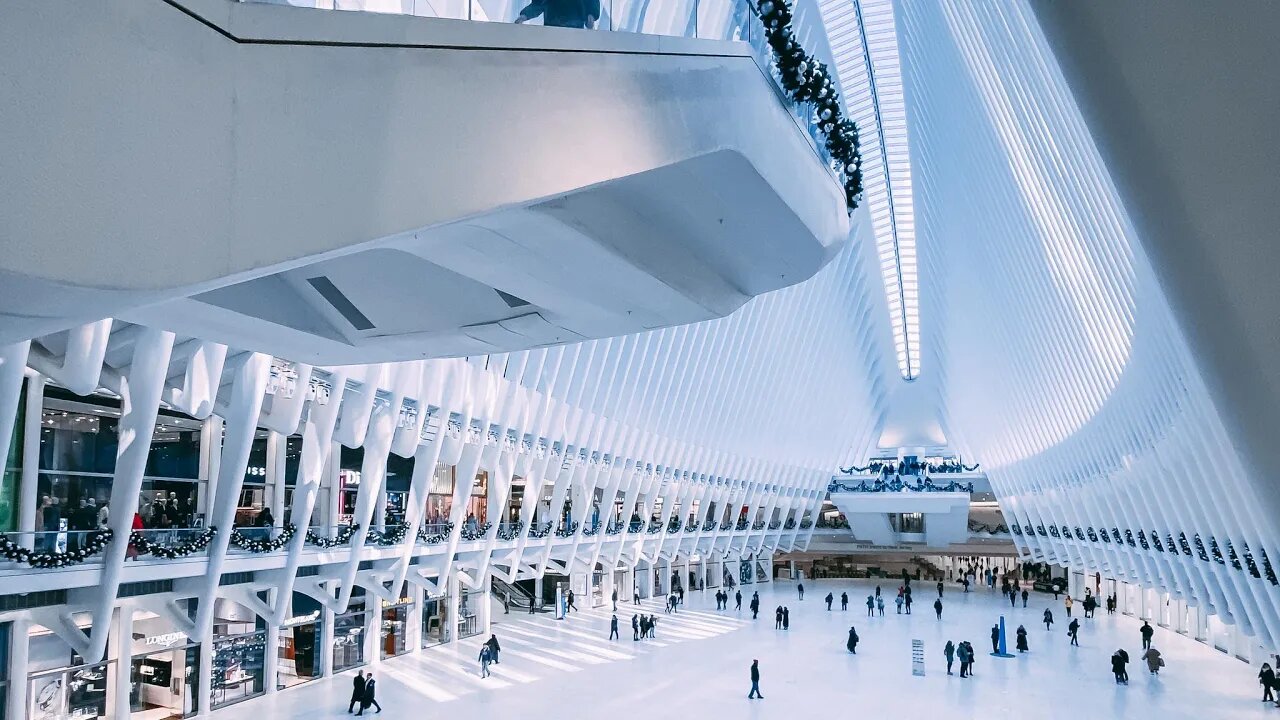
[220,579,1275,720]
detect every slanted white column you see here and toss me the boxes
[263,595,280,695]
[267,431,286,526]
[19,373,44,549]
[87,328,176,661]
[197,416,224,525]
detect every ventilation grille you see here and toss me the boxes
[298,565,320,577]
[118,580,173,598]
[219,571,254,586]
[0,590,67,611]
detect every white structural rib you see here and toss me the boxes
[818,0,918,379]
[897,0,1280,652]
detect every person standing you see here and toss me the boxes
[1111,650,1128,684]
[840,592,848,611]
[748,659,764,699]
[736,589,742,611]
[934,598,943,620]
[347,670,366,713]
[957,641,970,678]
[782,607,790,630]
[1140,621,1154,650]
[485,634,501,664]
[990,624,1000,654]
[612,588,618,611]
[866,595,875,617]
[358,673,381,714]
[1021,589,1029,608]
[775,606,784,629]
[825,592,834,611]
[1065,594,1073,618]
[1068,618,1080,646]
[877,595,885,617]
[632,613,640,641]
[797,582,805,600]
[1259,662,1276,703]
[479,645,493,678]
[847,626,859,654]
[895,593,904,614]
[1043,608,1054,630]
[750,592,760,619]
[609,614,620,640]
[905,593,913,615]
[634,585,641,606]
[944,640,956,674]
[937,580,944,598]
[1016,625,1028,653]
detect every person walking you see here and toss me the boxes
[1021,589,1029,608]
[1140,621,1154,650]
[347,670,366,713]
[1068,618,1080,646]
[825,592,834,611]
[1043,608,1054,630]
[1016,625,1029,653]
[1259,662,1276,703]
[1009,590,1017,608]
[841,591,848,611]
[990,624,1000,654]
[358,674,381,714]
[775,606,784,629]
[1065,594,1073,618]
[634,586,641,606]
[567,589,577,614]
[748,659,764,699]
[612,588,618,611]
[478,644,493,678]
[937,580,944,598]
[797,582,805,600]
[736,589,742,611]
[750,592,760,619]
[934,598,943,620]
[1142,646,1163,675]
[876,595,885,617]
[632,613,640,641]
[609,614,620,640]
[846,626,859,654]
[485,634,501,664]
[944,640,956,675]
[782,607,790,630]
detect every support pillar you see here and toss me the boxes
[111,607,133,720]
[197,629,214,716]
[263,589,280,695]
[446,574,462,646]
[478,572,492,636]
[6,617,30,720]
[266,432,286,528]
[197,416,224,526]
[320,602,336,678]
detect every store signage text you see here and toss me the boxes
[283,611,320,627]
[145,632,188,648]
[381,597,414,608]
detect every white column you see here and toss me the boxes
[111,607,133,720]
[263,588,280,695]
[197,628,214,716]
[407,583,424,652]
[266,432,286,526]
[446,574,462,645]
[19,374,45,549]
[320,604,336,678]
[478,573,492,636]
[364,604,379,666]
[197,416,224,524]
[6,617,31,720]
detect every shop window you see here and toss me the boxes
[208,632,265,709]
[331,611,367,673]
[28,661,110,720]
[277,596,322,691]
[129,637,199,720]
[421,592,450,648]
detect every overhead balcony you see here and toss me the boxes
[0,0,849,362]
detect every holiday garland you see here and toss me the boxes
[366,524,410,546]
[417,522,453,545]
[528,522,553,539]
[460,522,492,542]
[756,0,863,211]
[307,524,358,549]
[497,521,525,541]
[129,528,216,559]
[0,529,112,568]
[553,521,579,539]
[229,524,296,553]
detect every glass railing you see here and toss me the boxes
[240,0,835,169]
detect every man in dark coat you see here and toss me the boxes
[846,626,859,654]
[748,659,763,699]
[347,670,366,713]
[1140,621,1154,650]
[357,673,381,714]
[514,0,601,29]
[485,634,501,664]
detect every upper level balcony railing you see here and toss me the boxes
[828,478,976,494]
[240,0,836,168]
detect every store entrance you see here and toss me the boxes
[129,645,199,720]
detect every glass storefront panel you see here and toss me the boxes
[208,633,265,710]
[331,612,366,673]
[277,614,322,691]
[421,592,450,648]
[379,605,410,660]
[129,645,199,720]
[457,591,481,640]
[28,662,110,720]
